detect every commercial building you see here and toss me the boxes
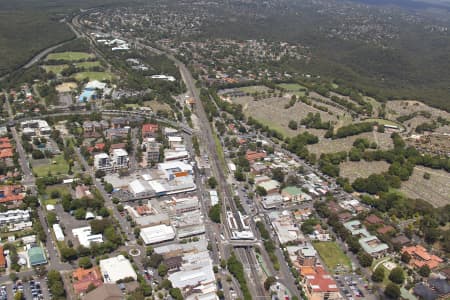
[140,224,176,245]
[281,186,312,202]
[72,226,104,248]
[209,190,219,206]
[99,255,137,283]
[303,266,341,300]
[141,140,161,166]
[53,224,65,241]
[261,194,283,209]
[297,244,317,267]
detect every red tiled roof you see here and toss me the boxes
[306,266,339,293]
[0,185,24,203]
[142,123,159,134]
[377,225,395,235]
[0,149,13,159]
[365,214,383,225]
[402,245,443,270]
[245,150,266,162]
[72,267,103,293]
[0,246,5,268]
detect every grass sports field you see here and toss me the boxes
[75,61,101,69]
[42,64,68,74]
[312,241,351,270]
[277,83,306,91]
[74,71,113,81]
[46,51,94,61]
[33,155,69,177]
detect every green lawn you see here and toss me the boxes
[312,241,351,271]
[239,85,269,94]
[46,51,94,61]
[74,71,113,81]
[33,155,69,177]
[75,61,101,69]
[277,83,306,91]
[42,64,68,74]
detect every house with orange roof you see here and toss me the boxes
[0,246,5,269]
[142,123,159,138]
[402,245,443,270]
[303,266,342,300]
[72,266,103,294]
[0,186,25,206]
[245,150,266,162]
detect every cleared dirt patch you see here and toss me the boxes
[233,96,340,137]
[400,166,450,207]
[340,161,390,182]
[307,131,393,156]
[55,82,77,93]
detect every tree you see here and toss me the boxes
[418,265,431,277]
[384,283,401,299]
[60,247,77,261]
[158,263,168,277]
[372,267,385,282]
[169,288,183,300]
[271,168,284,183]
[255,186,267,196]
[209,204,221,223]
[104,182,113,193]
[14,292,23,300]
[148,254,163,268]
[401,252,411,263]
[388,267,405,285]
[78,257,92,269]
[264,276,276,290]
[423,172,431,180]
[95,170,106,178]
[47,212,57,226]
[207,177,218,189]
[357,251,373,268]
[288,120,298,130]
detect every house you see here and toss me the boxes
[72,267,103,294]
[0,185,25,206]
[377,225,395,235]
[391,235,411,248]
[83,284,124,300]
[402,245,443,270]
[0,246,5,269]
[365,214,383,226]
[111,117,128,128]
[142,123,159,138]
[414,279,450,300]
[337,212,353,222]
[245,150,266,162]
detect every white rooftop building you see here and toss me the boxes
[52,224,64,242]
[150,75,176,82]
[72,226,103,248]
[140,224,176,245]
[99,255,137,283]
[111,148,129,170]
[94,153,112,171]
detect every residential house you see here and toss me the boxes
[245,150,266,162]
[73,267,103,294]
[402,245,443,270]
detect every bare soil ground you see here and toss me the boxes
[340,161,390,182]
[233,95,342,137]
[307,131,393,156]
[144,100,172,112]
[386,100,450,120]
[400,166,450,207]
[55,82,77,93]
